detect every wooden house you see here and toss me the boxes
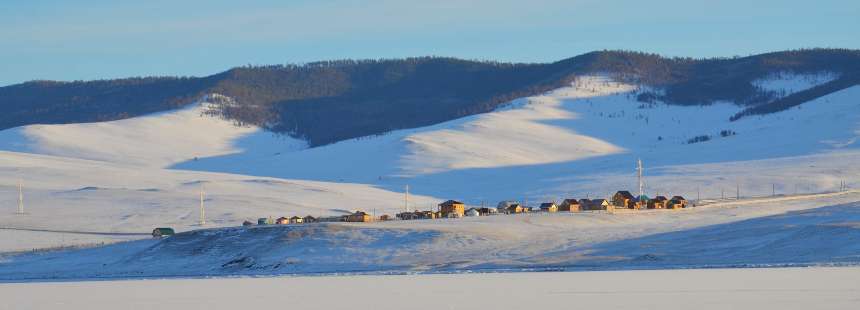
[242,220,254,226]
[477,207,497,216]
[439,200,466,218]
[346,211,372,222]
[290,216,304,224]
[379,214,392,221]
[276,217,290,225]
[397,211,419,220]
[634,195,650,210]
[257,218,268,225]
[303,215,318,223]
[539,202,558,213]
[588,199,612,211]
[649,196,668,209]
[152,227,175,238]
[612,191,636,209]
[497,201,519,214]
[559,199,581,212]
[667,196,688,209]
[505,203,524,214]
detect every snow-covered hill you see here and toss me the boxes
[1,74,859,253]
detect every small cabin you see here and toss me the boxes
[539,202,558,213]
[586,199,612,211]
[397,212,419,220]
[303,215,318,223]
[379,214,392,221]
[152,227,175,238]
[477,207,497,216]
[257,218,268,225]
[290,216,304,224]
[635,195,650,210]
[559,199,581,212]
[465,208,480,217]
[649,196,668,209]
[439,200,466,218]
[242,220,254,226]
[612,191,636,209]
[505,203,524,214]
[276,217,290,225]
[667,196,688,209]
[497,201,519,214]
[346,211,372,222]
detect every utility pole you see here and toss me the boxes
[721,188,725,200]
[736,183,740,200]
[772,183,776,197]
[404,184,409,213]
[697,186,700,202]
[199,188,206,226]
[16,179,24,215]
[637,158,644,197]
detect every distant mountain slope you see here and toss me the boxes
[2,49,858,146]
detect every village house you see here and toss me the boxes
[505,203,524,214]
[539,202,558,213]
[242,220,254,226]
[379,214,392,221]
[584,199,612,211]
[439,200,466,218]
[346,211,372,222]
[276,217,290,225]
[478,207,497,216]
[303,215,318,223]
[634,195,650,210]
[559,199,581,212]
[465,208,480,217]
[497,201,519,214]
[397,211,419,220]
[667,196,688,209]
[612,191,636,209]
[290,216,304,224]
[649,196,668,209]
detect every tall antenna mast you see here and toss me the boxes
[637,158,644,197]
[199,187,206,225]
[16,179,24,215]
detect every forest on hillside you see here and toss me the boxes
[1,49,858,146]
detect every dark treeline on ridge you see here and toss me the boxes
[1,49,858,146]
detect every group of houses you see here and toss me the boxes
[240,191,690,227]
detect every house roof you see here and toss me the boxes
[277,217,289,221]
[653,196,668,201]
[539,202,557,208]
[615,191,635,199]
[440,200,464,205]
[290,216,303,220]
[637,195,651,201]
[593,199,609,204]
[563,199,580,204]
[671,196,687,201]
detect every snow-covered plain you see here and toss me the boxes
[2,267,859,310]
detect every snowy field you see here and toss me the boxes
[2,190,859,281]
[2,267,858,310]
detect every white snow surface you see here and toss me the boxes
[752,71,840,96]
[2,267,859,310]
[0,100,306,167]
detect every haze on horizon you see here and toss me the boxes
[1,0,858,86]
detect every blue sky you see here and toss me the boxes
[1,0,858,86]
